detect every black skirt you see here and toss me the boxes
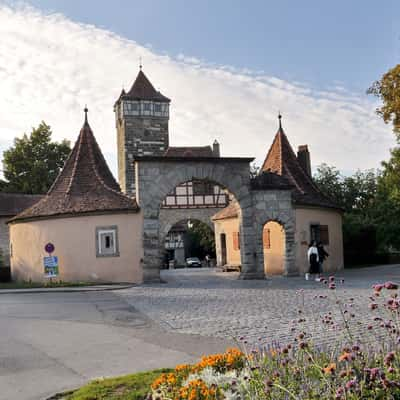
[309,260,320,274]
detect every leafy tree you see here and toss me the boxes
[186,220,215,259]
[373,147,400,250]
[313,163,343,207]
[314,164,380,261]
[368,64,400,136]
[2,122,70,194]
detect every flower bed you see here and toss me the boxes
[149,278,400,399]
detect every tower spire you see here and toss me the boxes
[139,56,142,70]
[84,105,88,123]
[278,112,282,130]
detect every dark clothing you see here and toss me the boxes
[309,253,320,274]
[317,246,329,262]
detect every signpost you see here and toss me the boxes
[43,243,59,279]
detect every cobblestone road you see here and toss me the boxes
[116,265,400,349]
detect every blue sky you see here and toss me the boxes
[24,0,400,93]
[0,1,398,177]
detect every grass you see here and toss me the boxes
[49,369,172,400]
[0,280,102,289]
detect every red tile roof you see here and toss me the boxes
[261,122,340,209]
[0,193,43,217]
[164,146,214,158]
[10,114,138,223]
[212,202,239,221]
[119,70,170,103]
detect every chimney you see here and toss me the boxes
[212,140,220,157]
[297,145,311,176]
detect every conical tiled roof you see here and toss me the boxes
[119,69,170,103]
[261,117,340,209]
[11,111,139,222]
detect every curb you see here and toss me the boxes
[0,284,135,294]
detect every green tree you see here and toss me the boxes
[313,163,344,207]
[2,122,70,194]
[368,64,400,136]
[186,220,215,258]
[314,164,380,261]
[373,147,400,250]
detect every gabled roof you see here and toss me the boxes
[0,193,43,217]
[212,202,239,221]
[118,69,170,103]
[164,146,214,158]
[260,117,340,209]
[10,111,139,223]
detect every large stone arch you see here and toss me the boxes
[251,190,297,276]
[135,157,259,282]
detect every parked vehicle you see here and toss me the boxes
[186,257,202,268]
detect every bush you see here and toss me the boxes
[149,278,400,399]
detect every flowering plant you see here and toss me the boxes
[148,279,400,399]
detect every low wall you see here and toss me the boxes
[9,213,143,283]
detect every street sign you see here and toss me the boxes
[45,243,55,254]
[44,256,59,278]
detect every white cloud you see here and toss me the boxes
[0,4,395,181]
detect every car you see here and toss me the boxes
[186,257,202,268]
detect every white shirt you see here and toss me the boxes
[307,246,319,262]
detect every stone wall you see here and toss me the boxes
[116,115,169,195]
[0,217,10,266]
[250,190,297,276]
[135,158,258,282]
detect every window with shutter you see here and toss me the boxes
[233,232,240,250]
[263,228,271,249]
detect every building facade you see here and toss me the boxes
[7,69,344,283]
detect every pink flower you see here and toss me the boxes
[329,276,335,282]
[345,379,356,390]
[372,284,384,292]
[385,281,398,290]
[369,303,378,310]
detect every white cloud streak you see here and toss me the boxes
[0,4,395,180]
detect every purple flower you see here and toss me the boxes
[345,379,356,390]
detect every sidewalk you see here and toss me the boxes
[0,283,135,294]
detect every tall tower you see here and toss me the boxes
[114,69,170,196]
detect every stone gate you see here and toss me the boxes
[135,155,297,282]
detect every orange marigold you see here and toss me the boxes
[322,363,336,375]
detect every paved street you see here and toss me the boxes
[1,265,399,400]
[117,265,400,348]
[0,290,231,400]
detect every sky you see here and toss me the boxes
[1,0,399,179]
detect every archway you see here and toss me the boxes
[135,156,261,282]
[162,218,216,268]
[263,221,285,275]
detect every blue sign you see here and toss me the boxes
[44,256,59,278]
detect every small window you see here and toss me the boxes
[143,103,151,111]
[154,103,162,112]
[96,226,119,257]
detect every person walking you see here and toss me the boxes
[317,242,329,281]
[306,241,319,280]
